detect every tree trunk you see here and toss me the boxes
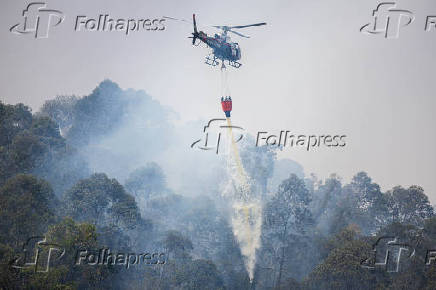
[276,246,285,288]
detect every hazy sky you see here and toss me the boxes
[1,0,436,201]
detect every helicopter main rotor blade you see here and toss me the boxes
[229,30,250,38]
[212,25,228,29]
[163,16,192,24]
[164,15,211,31]
[229,22,267,29]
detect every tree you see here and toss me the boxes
[337,172,389,234]
[269,159,305,193]
[263,174,313,286]
[0,102,32,148]
[67,80,124,145]
[178,259,224,290]
[163,230,193,260]
[422,218,436,289]
[9,133,47,174]
[39,95,78,136]
[304,237,375,290]
[0,103,47,182]
[375,222,429,290]
[386,185,433,226]
[160,231,225,289]
[0,101,86,194]
[240,135,277,196]
[25,115,84,196]
[63,173,141,230]
[124,162,167,202]
[320,225,359,258]
[0,174,56,247]
[26,218,114,289]
[311,174,343,233]
[30,116,65,148]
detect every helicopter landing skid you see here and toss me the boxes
[205,55,219,66]
[228,61,242,68]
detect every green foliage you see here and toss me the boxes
[304,231,375,290]
[67,80,124,145]
[46,218,98,253]
[42,218,113,289]
[63,173,141,229]
[338,172,388,234]
[0,101,87,194]
[312,175,343,218]
[2,83,436,289]
[125,162,167,200]
[9,133,47,173]
[0,174,56,246]
[163,230,193,260]
[39,95,78,133]
[0,218,115,289]
[0,102,32,147]
[319,225,361,259]
[386,185,433,226]
[177,259,225,290]
[262,174,314,285]
[265,174,313,238]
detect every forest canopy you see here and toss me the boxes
[1,80,435,289]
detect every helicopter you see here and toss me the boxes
[165,14,266,68]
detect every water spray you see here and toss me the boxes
[220,97,262,282]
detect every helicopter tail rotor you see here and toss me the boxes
[193,14,198,34]
[191,14,198,45]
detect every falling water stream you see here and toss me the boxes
[222,118,263,283]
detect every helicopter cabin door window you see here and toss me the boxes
[231,44,237,58]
